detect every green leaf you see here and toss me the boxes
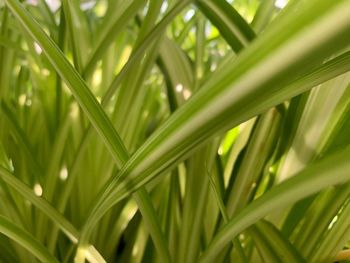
[277,72,350,181]
[1,102,43,181]
[0,165,106,262]
[6,1,173,257]
[177,145,215,263]
[5,0,129,168]
[251,0,276,32]
[3,1,350,262]
[199,145,350,262]
[252,220,306,262]
[225,108,281,218]
[83,0,147,77]
[0,215,59,263]
[310,197,350,262]
[81,0,350,238]
[249,224,281,263]
[133,188,171,263]
[100,0,194,107]
[62,0,90,73]
[196,0,255,52]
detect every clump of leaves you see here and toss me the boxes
[0,0,350,262]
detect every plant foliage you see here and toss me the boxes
[0,0,350,262]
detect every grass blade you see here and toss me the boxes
[5,0,129,167]
[253,220,306,262]
[0,165,106,262]
[196,0,255,52]
[199,145,350,262]
[81,0,350,238]
[83,0,147,77]
[0,215,59,263]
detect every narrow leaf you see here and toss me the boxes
[0,215,59,263]
[199,145,350,262]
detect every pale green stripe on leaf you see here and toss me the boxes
[81,0,350,237]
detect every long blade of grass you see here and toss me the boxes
[310,198,350,263]
[83,0,147,77]
[277,73,350,181]
[133,188,171,263]
[62,0,90,73]
[0,215,59,263]
[100,0,194,106]
[196,0,255,52]
[1,102,43,180]
[249,224,281,263]
[177,145,213,263]
[253,220,306,262]
[225,108,281,218]
[251,0,276,32]
[158,37,194,108]
[2,13,168,258]
[0,165,106,262]
[297,185,350,259]
[5,0,129,167]
[205,151,248,263]
[199,145,350,262]
[81,0,350,238]
[52,0,195,224]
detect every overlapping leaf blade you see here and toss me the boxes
[5,0,129,168]
[81,0,350,239]
[200,145,350,262]
[0,215,59,263]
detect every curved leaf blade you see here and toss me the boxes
[0,165,106,262]
[199,145,350,262]
[254,220,306,262]
[0,215,59,263]
[82,0,350,236]
[196,0,255,52]
[5,0,129,167]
